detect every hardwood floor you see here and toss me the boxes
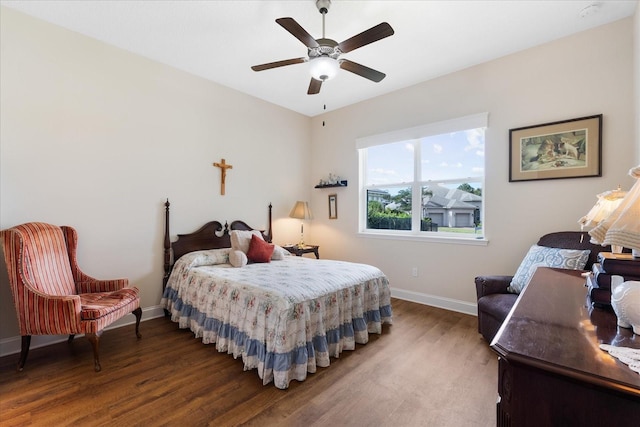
[0,299,498,426]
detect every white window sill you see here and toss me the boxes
[357,231,489,246]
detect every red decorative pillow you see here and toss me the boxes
[246,234,274,263]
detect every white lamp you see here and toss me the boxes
[579,186,627,252]
[310,56,339,81]
[589,165,640,257]
[289,201,313,248]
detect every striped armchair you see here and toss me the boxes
[0,222,141,371]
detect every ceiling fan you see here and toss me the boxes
[251,0,394,95]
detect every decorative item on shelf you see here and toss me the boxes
[589,164,640,258]
[289,201,313,248]
[579,185,627,252]
[610,277,640,335]
[315,173,347,188]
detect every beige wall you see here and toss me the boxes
[0,8,311,343]
[309,17,636,311]
[0,6,638,348]
[635,1,640,163]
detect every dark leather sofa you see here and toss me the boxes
[475,231,609,342]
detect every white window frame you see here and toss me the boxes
[357,113,489,246]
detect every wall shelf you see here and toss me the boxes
[315,180,347,189]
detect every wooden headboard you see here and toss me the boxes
[162,200,272,289]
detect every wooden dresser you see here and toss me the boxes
[491,267,640,427]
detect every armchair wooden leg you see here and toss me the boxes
[17,335,31,372]
[85,332,102,372]
[133,307,142,339]
[68,334,75,343]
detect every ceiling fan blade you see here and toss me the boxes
[308,78,322,95]
[276,17,319,48]
[337,22,394,53]
[339,60,386,82]
[251,57,307,72]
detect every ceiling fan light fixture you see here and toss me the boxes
[252,3,393,95]
[310,56,339,81]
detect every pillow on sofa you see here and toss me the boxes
[507,245,590,294]
[246,234,274,263]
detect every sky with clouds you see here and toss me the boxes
[366,129,485,187]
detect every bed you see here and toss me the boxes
[160,201,393,389]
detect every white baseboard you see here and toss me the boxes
[390,287,478,316]
[0,305,166,358]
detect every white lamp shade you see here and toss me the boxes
[589,165,640,251]
[309,56,339,81]
[579,187,627,229]
[289,201,313,220]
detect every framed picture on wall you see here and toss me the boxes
[509,114,602,182]
[328,194,337,219]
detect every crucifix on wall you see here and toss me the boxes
[213,158,233,195]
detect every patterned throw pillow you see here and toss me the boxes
[184,248,231,267]
[246,234,275,263]
[507,245,590,294]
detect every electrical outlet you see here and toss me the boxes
[412,267,418,277]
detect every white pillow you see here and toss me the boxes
[229,249,248,268]
[230,230,263,254]
[271,245,290,261]
[507,245,590,294]
[181,248,231,268]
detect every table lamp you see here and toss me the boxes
[578,186,627,252]
[289,201,313,248]
[589,165,640,257]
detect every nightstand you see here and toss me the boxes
[283,244,319,259]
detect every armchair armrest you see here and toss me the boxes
[475,275,513,300]
[76,278,129,294]
[20,286,82,335]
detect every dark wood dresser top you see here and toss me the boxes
[491,267,640,397]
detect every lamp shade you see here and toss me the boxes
[589,165,640,252]
[578,186,627,229]
[289,201,313,220]
[309,56,339,81]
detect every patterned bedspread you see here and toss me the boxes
[160,249,393,389]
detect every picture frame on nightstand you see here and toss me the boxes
[328,194,337,219]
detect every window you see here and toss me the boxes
[357,113,487,241]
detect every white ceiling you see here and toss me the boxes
[1,0,637,117]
